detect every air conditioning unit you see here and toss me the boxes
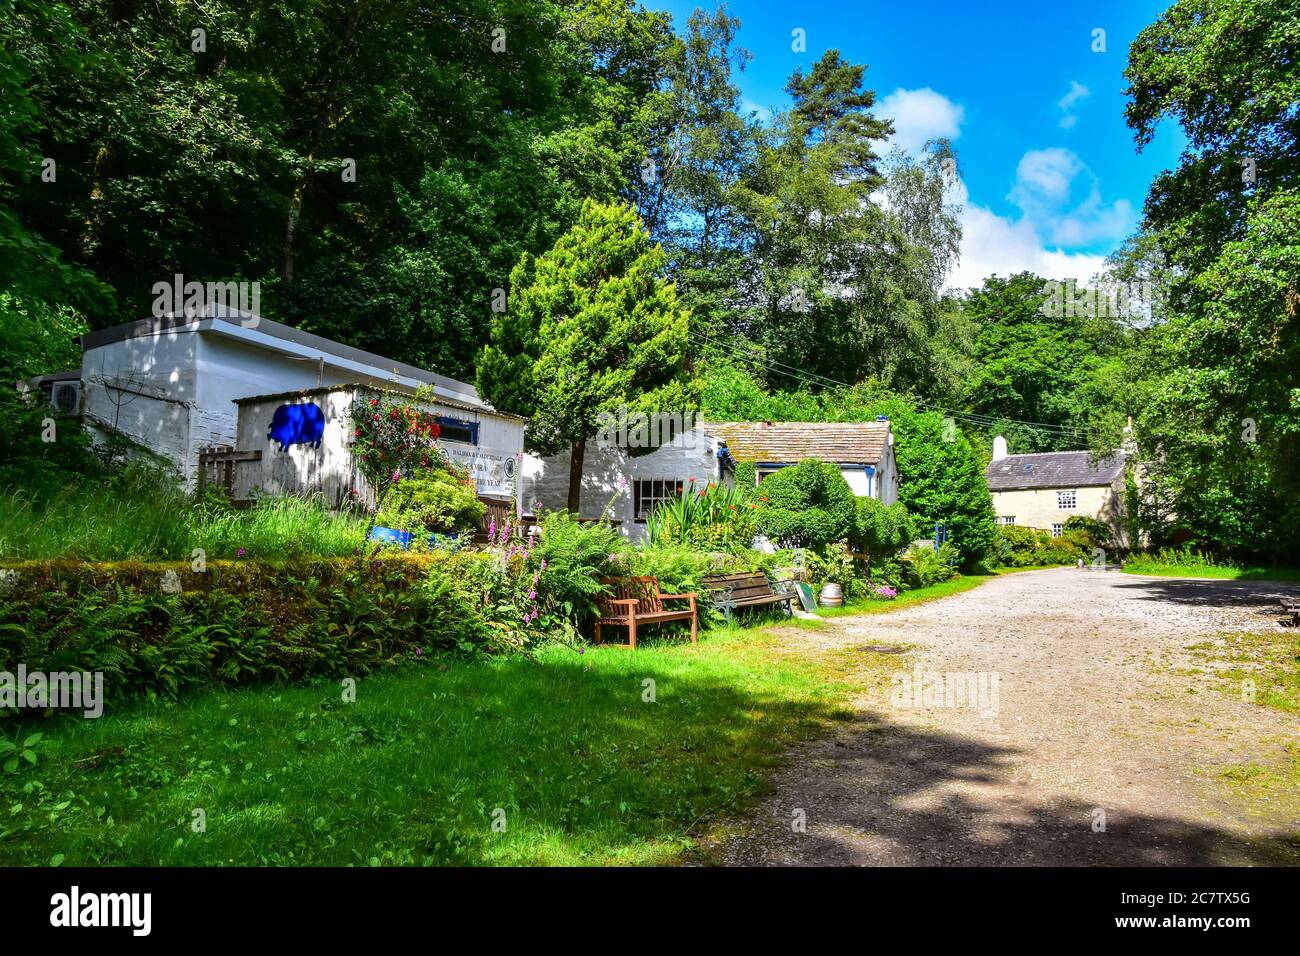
[50,381,82,416]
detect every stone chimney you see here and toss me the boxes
[991,434,1008,461]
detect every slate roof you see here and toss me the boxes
[700,420,890,465]
[985,450,1128,491]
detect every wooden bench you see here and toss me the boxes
[595,577,698,649]
[702,571,796,623]
[1281,598,1300,627]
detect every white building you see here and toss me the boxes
[72,305,525,504]
[227,383,524,511]
[985,435,1131,544]
[521,419,899,542]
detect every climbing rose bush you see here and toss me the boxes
[349,391,443,494]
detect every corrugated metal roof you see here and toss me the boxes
[232,382,526,421]
[700,420,890,464]
[985,450,1128,491]
[80,305,488,409]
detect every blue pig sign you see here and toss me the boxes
[268,402,326,450]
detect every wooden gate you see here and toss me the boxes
[198,445,262,499]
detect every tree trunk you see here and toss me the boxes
[280,2,367,285]
[566,436,586,514]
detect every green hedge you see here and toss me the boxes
[0,553,492,708]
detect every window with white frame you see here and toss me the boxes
[1001,516,1016,525]
[1050,523,1064,538]
[633,479,684,521]
[1056,490,1077,509]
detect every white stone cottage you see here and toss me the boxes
[70,305,525,505]
[984,435,1130,544]
[521,419,899,543]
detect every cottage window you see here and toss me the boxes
[437,416,479,446]
[1001,516,1016,526]
[1051,523,1064,538]
[1056,490,1077,510]
[633,479,684,521]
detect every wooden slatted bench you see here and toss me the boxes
[595,576,698,649]
[1282,598,1300,627]
[702,571,796,623]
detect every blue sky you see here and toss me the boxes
[647,0,1187,289]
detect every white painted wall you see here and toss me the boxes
[521,429,729,543]
[232,385,525,509]
[79,320,519,493]
[81,329,200,481]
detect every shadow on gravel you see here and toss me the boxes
[726,719,1300,866]
[1115,576,1299,614]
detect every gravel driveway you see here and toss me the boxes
[717,568,1300,866]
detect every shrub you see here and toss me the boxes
[374,466,485,535]
[1125,546,1238,572]
[992,525,1087,567]
[806,542,866,598]
[0,554,499,707]
[852,498,915,560]
[349,390,443,486]
[754,459,856,551]
[527,511,625,624]
[900,542,958,588]
[624,542,717,597]
[1063,515,1113,550]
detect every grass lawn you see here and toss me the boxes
[0,569,1007,867]
[1185,630,1300,714]
[1122,562,1300,583]
[0,627,849,866]
[811,573,998,619]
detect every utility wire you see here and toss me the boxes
[694,329,1092,442]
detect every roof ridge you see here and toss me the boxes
[994,449,1121,459]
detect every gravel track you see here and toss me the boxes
[719,568,1300,866]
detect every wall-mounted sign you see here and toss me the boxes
[441,445,517,498]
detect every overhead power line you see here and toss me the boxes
[694,329,1092,442]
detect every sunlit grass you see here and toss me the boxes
[0,481,366,561]
[811,574,997,618]
[0,629,845,866]
[1123,547,1300,583]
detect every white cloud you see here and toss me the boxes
[945,174,1107,292]
[1008,147,1135,247]
[865,90,1127,291]
[1011,147,1082,206]
[878,87,965,155]
[1057,80,1089,129]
